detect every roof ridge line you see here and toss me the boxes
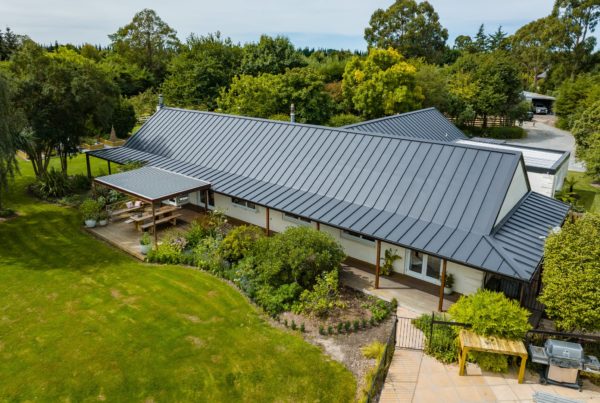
[341,107,437,128]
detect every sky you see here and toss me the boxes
[0,0,588,50]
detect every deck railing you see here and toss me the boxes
[364,314,398,402]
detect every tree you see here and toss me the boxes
[100,54,153,96]
[474,24,488,52]
[10,42,120,176]
[0,27,26,61]
[162,33,243,110]
[342,48,423,119]
[414,62,450,112]
[449,51,523,128]
[453,35,475,53]
[364,0,448,64]
[240,35,306,76]
[108,9,180,85]
[554,72,600,129]
[488,26,508,51]
[510,16,566,90]
[111,98,136,138]
[572,101,600,181]
[0,73,18,212]
[540,213,600,332]
[218,68,334,124]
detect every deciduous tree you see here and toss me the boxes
[342,48,423,119]
[0,73,18,212]
[240,35,305,76]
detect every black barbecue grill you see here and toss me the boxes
[528,339,600,391]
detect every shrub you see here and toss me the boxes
[353,320,360,332]
[540,213,600,331]
[470,351,509,372]
[300,323,305,333]
[448,289,531,340]
[247,226,346,290]
[193,236,222,271]
[218,225,264,263]
[69,174,92,193]
[367,298,391,323]
[254,283,303,315]
[79,198,101,221]
[337,322,343,334]
[361,341,385,360]
[140,232,151,246]
[319,325,325,335]
[413,314,458,364]
[35,168,72,199]
[294,270,344,317]
[361,318,368,329]
[344,321,351,333]
[328,325,334,335]
[147,242,184,264]
[328,113,362,127]
[291,320,297,331]
[185,220,211,248]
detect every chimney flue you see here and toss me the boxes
[157,94,164,111]
[290,103,295,123]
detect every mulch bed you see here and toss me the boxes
[270,287,394,398]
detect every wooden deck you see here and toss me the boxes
[86,206,204,260]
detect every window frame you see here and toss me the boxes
[341,229,376,245]
[231,197,257,211]
[282,212,312,226]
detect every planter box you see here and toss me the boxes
[100,138,126,147]
[81,142,105,151]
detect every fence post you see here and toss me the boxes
[429,311,435,350]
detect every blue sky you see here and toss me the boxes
[1,0,592,50]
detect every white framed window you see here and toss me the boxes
[283,212,311,225]
[405,249,441,284]
[341,229,375,245]
[231,197,257,211]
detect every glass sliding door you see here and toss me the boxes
[406,249,441,284]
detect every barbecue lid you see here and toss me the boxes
[545,339,584,360]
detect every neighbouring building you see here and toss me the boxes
[88,107,569,312]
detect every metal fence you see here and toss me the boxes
[396,316,426,350]
[427,312,471,353]
[365,315,398,403]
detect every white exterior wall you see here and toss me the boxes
[496,161,529,225]
[191,192,485,296]
[528,172,555,197]
[445,261,484,295]
[553,162,569,193]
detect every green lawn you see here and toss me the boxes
[566,171,600,213]
[0,155,355,402]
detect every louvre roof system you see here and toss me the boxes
[94,166,210,202]
[89,107,569,282]
[456,140,570,174]
[342,108,468,142]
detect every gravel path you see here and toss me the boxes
[509,116,586,172]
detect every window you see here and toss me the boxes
[406,249,441,283]
[283,212,311,225]
[341,229,375,244]
[231,197,256,211]
[199,190,215,208]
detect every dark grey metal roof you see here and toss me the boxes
[490,192,570,279]
[94,166,210,202]
[89,107,569,281]
[343,108,467,142]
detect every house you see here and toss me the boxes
[87,106,569,306]
[523,91,556,114]
[345,108,570,198]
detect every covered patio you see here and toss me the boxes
[340,258,461,314]
[92,166,211,251]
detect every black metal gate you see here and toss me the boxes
[396,316,425,350]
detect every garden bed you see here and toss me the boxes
[272,287,395,397]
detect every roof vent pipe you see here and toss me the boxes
[157,94,164,111]
[290,103,295,123]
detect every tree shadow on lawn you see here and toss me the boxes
[0,208,130,272]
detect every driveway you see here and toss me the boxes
[509,116,585,172]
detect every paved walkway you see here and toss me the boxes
[380,306,600,402]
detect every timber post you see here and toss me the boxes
[86,153,91,179]
[375,239,381,289]
[152,202,158,249]
[107,160,111,175]
[438,259,447,312]
[265,207,270,236]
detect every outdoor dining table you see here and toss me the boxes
[129,205,181,231]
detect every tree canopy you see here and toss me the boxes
[108,9,180,86]
[240,35,306,76]
[0,72,18,211]
[540,213,600,332]
[364,0,448,64]
[342,48,423,119]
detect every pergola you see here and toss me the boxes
[93,166,211,247]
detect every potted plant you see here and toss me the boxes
[98,210,109,227]
[140,232,152,255]
[444,273,454,295]
[80,199,100,228]
[381,248,402,276]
